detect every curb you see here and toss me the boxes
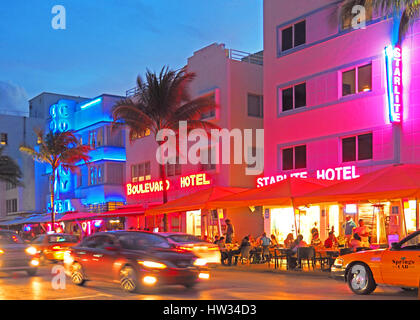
[215,265,333,279]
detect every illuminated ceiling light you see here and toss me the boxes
[80,98,102,110]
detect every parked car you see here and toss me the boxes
[0,230,39,276]
[331,230,420,295]
[158,232,221,265]
[64,231,210,293]
[31,233,79,263]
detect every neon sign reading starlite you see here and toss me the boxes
[256,165,360,188]
[385,45,402,123]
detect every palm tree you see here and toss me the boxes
[0,147,22,186]
[112,66,219,231]
[20,129,91,228]
[339,0,420,44]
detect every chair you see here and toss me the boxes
[274,248,289,269]
[297,247,316,270]
[240,246,252,264]
[314,251,329,270]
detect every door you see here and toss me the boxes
[74,236,99,277]
[381,232,420,287]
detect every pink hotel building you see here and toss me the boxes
[124,0,419,243]
[262,0,420,243]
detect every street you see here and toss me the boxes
[0,265,417,300]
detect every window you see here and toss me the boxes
[200,93,216,120]
[342,133,372,162]
[281,20,306,52]
[131,128,151,140]
[341,3,372,30]
[282,145,306,170]
[281,82,306,112]
[6,199,17,213]
[0,133,7,145]
[201,147,216,171]
[89,164,104,185]
[131,161,151,182]
[166,156,182,177]
[248,94,263,118]
[6,181,16,190]
[342,63,372,96]
[107,163,124,184]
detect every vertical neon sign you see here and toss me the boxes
[385,45,402,123]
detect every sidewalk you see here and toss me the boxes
[216,262,333,278]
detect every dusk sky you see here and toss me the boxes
[0,0,263,114]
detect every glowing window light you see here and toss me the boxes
[80,98,102,110]
[385,45,402,123]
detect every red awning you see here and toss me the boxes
[145,186,248,215]
[207,177,337,208]
[294,163,420,206]
[59,212,100,222]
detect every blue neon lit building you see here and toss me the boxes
[45,94,127,213]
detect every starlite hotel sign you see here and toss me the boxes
[385,45,403,123]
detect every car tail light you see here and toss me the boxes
[177,246,193,251]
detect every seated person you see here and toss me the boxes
[324,231,339,248]
[284,233,295,249]
[311,232,322,248]
[288,234,308,269]
[213,235,220,244]
[270,234,279,247]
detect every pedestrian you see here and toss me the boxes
[259,232,272,262]
[225,219,235,244]
[343,215,357,247]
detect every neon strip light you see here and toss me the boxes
[385,45,402,123]
[80,98,102,110]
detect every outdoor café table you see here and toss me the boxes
[272,248,289,269]
[316,248,340,270]
[223,244,240,266]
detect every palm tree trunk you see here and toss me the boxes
[160,162,169,232]
[50,169,56,232]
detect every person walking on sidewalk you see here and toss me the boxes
[225,219,235,244]
[343,215,357,247]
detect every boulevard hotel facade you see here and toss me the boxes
[261,0,420,244]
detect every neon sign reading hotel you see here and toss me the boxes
[385,45,402,123]
[126,173,211,196]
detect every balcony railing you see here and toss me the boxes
[228,49,263,66]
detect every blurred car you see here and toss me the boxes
[31,233,79,263]
[64,231,210,293]
[159,232,221,265]
[331,230,420,295]
[0,230,39,275]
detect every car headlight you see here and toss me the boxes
[0,249,4,255]
[138,260,167,269]
[25,246,37,255]
[193,258,207,266]
[333,258,344,267]
[63,251,73,264]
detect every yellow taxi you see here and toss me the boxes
[331,230,419,295]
